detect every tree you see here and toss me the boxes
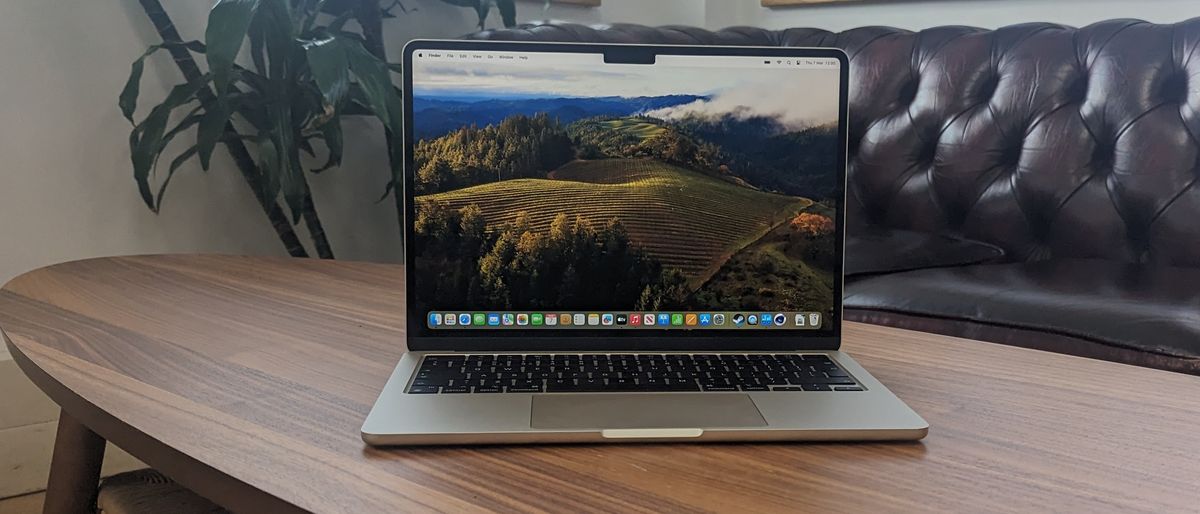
[790,212,835,237]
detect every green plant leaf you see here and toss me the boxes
[119,40,205,123]
[206,0,260,94]
[256,0,296,80]
[312,119,343,172]
[301,0,331,33]
[257,136,282,213]
[156,145,200,212]
[496,0,517,28]
[196,101,231,170]
[345,42,403,135]
[299,137,316,157]
[230,91,269,131]
[247,13,268,75]
[282,154,307,222]
[232,65,270,93]
[327,8,357,32]
[303,35,351,106]
[130,113,168,209]
[161,107,205,144]
[344,40,404,183]
[129,76,211,210]
[268,127,306,222]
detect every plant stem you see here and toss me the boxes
[301,191,335,259]
[135,0,311,258]
[354,0,406,260]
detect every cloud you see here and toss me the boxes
[645,79,840,130]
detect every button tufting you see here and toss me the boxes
[916,139,938,164]
[998,133,1024,167]
[1065,71,1089,103]
[1090,143,1115,170]
[975,72,1000,103]
[1157,71,1189,104]
[897,78,919,106]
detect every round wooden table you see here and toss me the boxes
[3,255,1199,513]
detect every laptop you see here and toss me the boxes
[361,40,928,445]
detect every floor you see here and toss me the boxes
[0,492,44,514]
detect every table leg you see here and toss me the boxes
[43,410,106,514]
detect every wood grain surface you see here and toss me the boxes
[2,255,1199,513]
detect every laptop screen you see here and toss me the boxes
[406,44,845,339]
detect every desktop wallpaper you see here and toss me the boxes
[410,55,842,322]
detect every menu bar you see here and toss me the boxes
[428,311,823,329]
[413,51,840,69]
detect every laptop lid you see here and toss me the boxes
[402,40,848,353]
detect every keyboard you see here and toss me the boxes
[406,353,862,394]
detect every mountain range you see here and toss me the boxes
[412,95,707,139]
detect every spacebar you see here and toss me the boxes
[545,380,700,392]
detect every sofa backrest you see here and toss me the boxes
[469,19,1200,266]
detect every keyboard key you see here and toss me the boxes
[441,386,470,393]
[802,384,832,391]
[834,386,863,391]
[407,385,440,394]
[508,385,543,393]
[664,378,701,391]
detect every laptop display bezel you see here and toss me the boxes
[402,40,849,352]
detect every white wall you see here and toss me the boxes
[706,0,1200,32]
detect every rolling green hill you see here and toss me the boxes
[583,118,668,139]
[418,158,813,284]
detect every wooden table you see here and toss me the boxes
[2,255,1198,513]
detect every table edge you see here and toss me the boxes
[2,328,306,514]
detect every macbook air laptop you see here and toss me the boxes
[362,40,928,445]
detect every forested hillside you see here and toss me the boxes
[413,113,573,194]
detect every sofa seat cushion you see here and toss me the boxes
[844,228,1004,277]
[844,259,1200,360]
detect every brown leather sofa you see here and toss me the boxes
[468,19,1200,374]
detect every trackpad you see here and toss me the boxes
[531,394,767,429]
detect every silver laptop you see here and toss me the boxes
[362,40,928,445]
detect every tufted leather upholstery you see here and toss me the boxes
[468,20,1200,373]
